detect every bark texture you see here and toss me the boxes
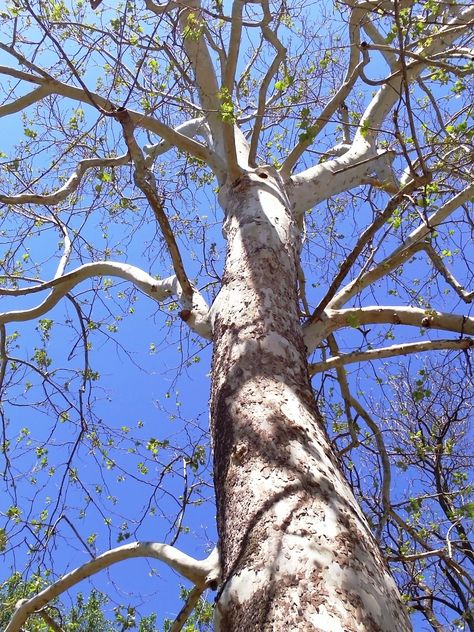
[210,168,412,631]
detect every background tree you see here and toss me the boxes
[0,576,211,632]
[0,0,473,630]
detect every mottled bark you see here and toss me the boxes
[210,168,412,631]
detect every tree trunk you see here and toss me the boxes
[210,168,412,631]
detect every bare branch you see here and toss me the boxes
[362,21,397,69]
[0,324,7,394]
[5,543,220,632]
[328,306,474,338]
[309,339,474,373]
[304,305,474,352]
[169,586,205,632]
[350,396,391,536]
[248,3,286,166]
[115,108,194,300]
[389,549,448,563]
[0,66,216,166]
[0,261,212,339]
[144,0,177,16]
[0,85,51,118]
[307,175,429,324]
[220,0,244,179]
[293,5,474,212]
[363,43,474,78]
[38,609,65,632]
[144,117,212,166]
[281,7,366,176]
[423,243,474,303]
[0,154,130,205]
[389,511,473,592]
[327,334,358,446]
[354,4,474,146]
[330,182,474,309]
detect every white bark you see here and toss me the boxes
[5,543,220,632]
[210,170,411,631]
[0,65,218,168]
[304,305,474,353]
[289,148,389,215]
[289,3,474,213]
[0,154,130,205]
[0,262,212,339]
[309,338,474,374]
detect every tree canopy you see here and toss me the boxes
[0,0,473,630]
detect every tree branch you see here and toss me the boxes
[304,305,474,353]
[354,4,474,147]
[329,182,474,309]
[170,586,205,632]
[281,6,366,176]
[0,66,216,166]
[327,334,358,446]
[115,108,194,300]
[350,396,391,536]
[389,511,473,591]
[0,85,51,118]
[38,609,65,632]
[0,154,130,205]
[309,338,474,373]
[289,149,397,215]
[291,4,474,214]
[178,1,225,167]
[333,306,474,337]
[5,543,220,632]
[307,175,429,324]
[144,117,212,166]
[422,243,474,303]
[144,0,177,16]
[0,261,212,339]
[220,0,244,180]
[248,3,286,167]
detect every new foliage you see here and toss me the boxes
[0,0,473,630]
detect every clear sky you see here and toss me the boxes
[0,2,472,630]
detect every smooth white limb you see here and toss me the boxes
[220,0,244,180]
[309,339,474,373]
[329,182,474,309]
[178,1,225,168]
[289,148,396,215]
[0,262,212,339]
[304,305,474,353]
[5,543,220,632]
[0,65,216,167]
[354,4,474,145]
[144,118,212,165]
[0,154,130,205]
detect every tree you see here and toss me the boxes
[0,0,473,630]
[0,574,174,631]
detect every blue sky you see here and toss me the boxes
[0,2,472,629]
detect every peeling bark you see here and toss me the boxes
[210,169,411,631]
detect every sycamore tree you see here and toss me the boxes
[0,0,473,630]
